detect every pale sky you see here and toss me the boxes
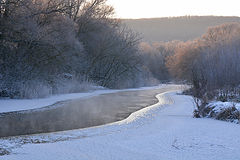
[107,0,240,19]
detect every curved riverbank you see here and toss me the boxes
[2,86,240,160]
[0,85,183,137]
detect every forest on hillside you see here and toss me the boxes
[124,16,240,42]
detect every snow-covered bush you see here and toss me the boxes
[51,77,98,95]
[194,99,240,124]
[0,78,101,99]
[0,80,52,99]
[18,80,52,99]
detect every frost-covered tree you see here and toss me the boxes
[166,23,240,98]
[0,0,143,98]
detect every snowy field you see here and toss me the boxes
[1,87,240,160]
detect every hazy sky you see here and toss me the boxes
[107,0,240,19]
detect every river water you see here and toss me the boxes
[0,85,183,137]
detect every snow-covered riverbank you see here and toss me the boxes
[1,88,240,160]
[0,85,172,113]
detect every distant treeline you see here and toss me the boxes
[124,16,240,42]
[139,22,240,101]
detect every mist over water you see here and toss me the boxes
[0,85,182,137]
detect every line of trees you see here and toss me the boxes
[0,0,150,98]
[139,22,240,102]
[2,1,239,100]
[166,23,240,101]
[138,41,180,81]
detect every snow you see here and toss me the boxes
[0,85,168,113]
[208,101,240,112]
[204,101,240,123]
[1,88,240,160]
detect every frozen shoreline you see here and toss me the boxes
[1,86,240,160]
[0,85,181,137]
[0,84,178,113]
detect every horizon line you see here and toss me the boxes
[113,15,240,20]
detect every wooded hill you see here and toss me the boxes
[124,16,240,42]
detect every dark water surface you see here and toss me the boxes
[0,85,182,137]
